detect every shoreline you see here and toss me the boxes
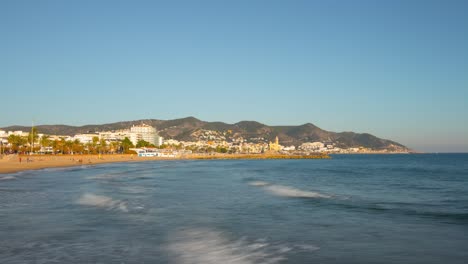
[0,153,330,174]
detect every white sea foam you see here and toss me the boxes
[0,176,16,181]
[77,193,128,212]
[120,186,148,194]
[249,181,330,199]
[248,181,270,187]
[167,228,284,264]
[264,185,331,198]
[295,244,320,251]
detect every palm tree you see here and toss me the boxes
[40,135,50,146]
[51,139,60,154]
[7,135,27,153]
[72,139,83,154]
[109,141,120,154]
[65,140,74,154]
[99,139,107,154]
[121,137,134,153]
[85,142,92,154]
[52,138,66,154]
[92,136,99,154]
[40,135,51,152]
[25,127,39,153]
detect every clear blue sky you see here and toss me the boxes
[1,0,467,152]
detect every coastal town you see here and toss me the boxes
[0,124,407,157]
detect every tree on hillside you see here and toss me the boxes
[216,146,228,153]
[158,144,168,149]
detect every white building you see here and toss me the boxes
[155,135,164,147]
[0,130,7,146]
[73,134,99,144]
[99,131,131,142]
[283,145,296,151]
[130,124,163,146]
[299,142,325,151]
[9,131,28,137]
[164,139,181,146]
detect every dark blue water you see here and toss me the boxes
[1,154,467,263]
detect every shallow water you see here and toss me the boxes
[1,154,467,263]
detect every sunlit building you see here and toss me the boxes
[130,124,163,146]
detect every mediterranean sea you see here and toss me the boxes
[1,154,467,263]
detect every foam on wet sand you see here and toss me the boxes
[167,228,284,264]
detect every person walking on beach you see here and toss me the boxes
[19,157,22,163]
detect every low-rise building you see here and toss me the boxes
[73,134,99,144]
[299,142,324,151]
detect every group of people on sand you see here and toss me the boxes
[18,157,33,163]
[71,157,89,164]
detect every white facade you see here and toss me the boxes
[129,133,140,146]
[8,131,28,137]
[0,130,7,143]
[73,134,99,144]
[99,131,131,142]
[129,124,162,146]
[164,139,180,146]
[0,130,7,145]
[283,145,296,151]
[0,130,29,144]
[299,142,325,151]
[155,135,164,147]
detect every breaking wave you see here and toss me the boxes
[264,185,331,198]
[167,228,285,264]
[248,181,270,187]
[248,181,331,199]
[77,193,128,212]
[0,176,16,181]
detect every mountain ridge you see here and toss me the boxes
[1,117,409,151]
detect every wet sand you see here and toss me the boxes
[0,153,330,174]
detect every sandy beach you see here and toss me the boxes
[0,153,330,174]
[0,154,168,174]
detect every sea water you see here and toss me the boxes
[0,154,467,263]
